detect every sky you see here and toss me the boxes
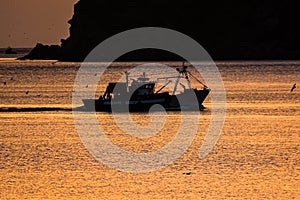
[0,0,78,48]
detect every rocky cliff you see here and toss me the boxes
[21,0,300,61]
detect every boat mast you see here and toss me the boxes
[172,62,192,95]
[172,70,181,95]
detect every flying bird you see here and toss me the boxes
[290,83,296,92]
[3,82,6,85]
[25,91,29,95]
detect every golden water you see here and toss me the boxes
[0,61,299,199]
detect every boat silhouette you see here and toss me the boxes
[83,64,210,112]
[5,47,17,54]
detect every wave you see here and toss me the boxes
[0,107,74,113]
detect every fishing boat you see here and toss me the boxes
[5,47,17,54]
[82,64,210,112]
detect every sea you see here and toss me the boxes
[0,50,299,199]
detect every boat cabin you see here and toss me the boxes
[100,72,156,100]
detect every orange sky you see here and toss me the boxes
[0,0,78,47]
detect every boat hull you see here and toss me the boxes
[82,89,210,112]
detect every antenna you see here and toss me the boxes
[125,71,130,91]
